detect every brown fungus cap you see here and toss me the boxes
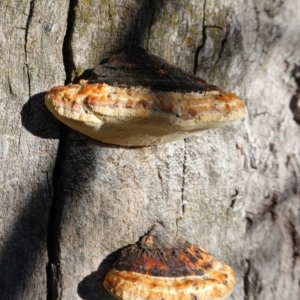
[45,47,245,146]
[103,224,235,300]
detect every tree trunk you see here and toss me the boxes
[0,1,299,300]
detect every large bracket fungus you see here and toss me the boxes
[45,47,245,146]
[104,224,235,300]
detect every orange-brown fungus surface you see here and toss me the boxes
[45,47,246,146]
[103,224,236,300]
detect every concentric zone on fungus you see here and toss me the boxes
[45,47,245,146]
[103,224,235,300]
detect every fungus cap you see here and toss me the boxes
[103,224,235,300]
[45,47,245,146]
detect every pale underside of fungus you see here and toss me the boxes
[45,46,246,146]
[103,224,235,300]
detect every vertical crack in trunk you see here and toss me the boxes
[46,1,77,299]
[146,0,156,49]
[46,126,69,300]
[24,0,35,98]
[176,139,187,234]
[244,258,251,300]
[181,140,187,217]
[213,25,228,67]
[194,0,206,75]
[63,0,77,84]
[288,221,300,271]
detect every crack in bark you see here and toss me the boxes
[180,140,187,216]
[194,0,229,74]
[193,0,206,75]
[146,0,156,50]
[24,0,35,98]
[46,1,77,299]
[176,139,187,235]
[264,192,278,221]
[290,64,300,124]
[8,75,16,96]
[214,25,229,67]
[252,4,261,53]
[46,126,69,300]
[229,189,238,209]
[63,0,77,84]
[244,258,251,300]
[288,221,300,269]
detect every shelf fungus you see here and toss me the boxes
[45,47,245,146]
[103,224,235,300]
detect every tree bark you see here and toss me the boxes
[0,1,67,299]
[0,1,299,300]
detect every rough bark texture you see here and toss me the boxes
[0,1,299,300]
[0,1,67,299]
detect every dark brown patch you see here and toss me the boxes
[89,46,220,93]
[137,99,149,109]
[113,224,212,277]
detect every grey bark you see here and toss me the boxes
[0,1,299,300]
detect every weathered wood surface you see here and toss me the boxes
[241,1,300,298]
[0,1,299,300]
[0,1,67,299]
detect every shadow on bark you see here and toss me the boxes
[119,0,163,49]
[10,1,173,299]
[21,92,61,139]
[0,186,50,298]
[77,248,124,300]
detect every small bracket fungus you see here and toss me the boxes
[103,224,235,300]
[45,46,245,146]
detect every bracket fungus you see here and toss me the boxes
[103,224,235,300]
[45,46,245,146]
